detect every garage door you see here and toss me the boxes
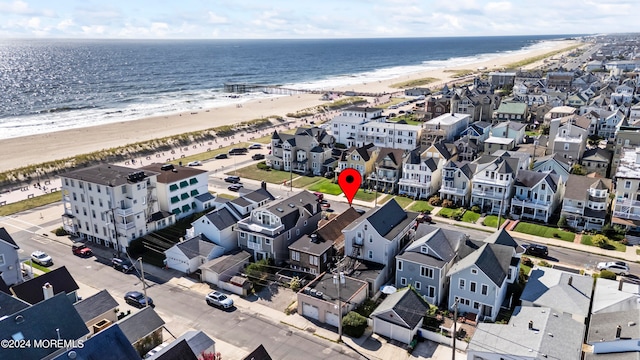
[374,318,393,339]
[302,303,319,320]
[326,312,340,328]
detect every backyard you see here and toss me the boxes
[513,222,575,242]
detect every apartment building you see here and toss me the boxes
[612,147,640,231]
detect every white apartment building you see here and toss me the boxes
[140,163,209,219]
[612,147,640,232]
[421,112,470,147]
[61,164,175,252]
[331,106,421,150]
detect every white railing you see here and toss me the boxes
[440,187,466,195]
[238,221,284,236]
[247,242,263,251]
[472,190,502,199]
[613,211,640,220]
[116,207,134,217]
[615,198,640,208]
[116,222,135,230]
[511,199,551,210]
[562,206,583,214]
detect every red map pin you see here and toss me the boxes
[338,168,362,206]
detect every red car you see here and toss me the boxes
[72,243,93,257]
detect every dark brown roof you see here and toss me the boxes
[140,163,207,183]
[316,207,361,243]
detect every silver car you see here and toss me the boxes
[597,261,630,275]
[205,291,234,309]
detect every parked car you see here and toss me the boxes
[313,192,324,201]
[124,291,154,308]
[72,243,93,257]
[416,213,432,224]
[215,153,228,159]
[228,147,248,155]
[597,261,630,275]
[248,144,262,149]
[224,176,241,184]
[321,201,331,209]
[251,153,265,161]
[205,291,234,309]
[524,244,548,257]
[187,161,202,166]
[112,257,135,273]
[31,251,53,266]
[228,184,243,192]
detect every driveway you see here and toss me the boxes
[247,282,298,312]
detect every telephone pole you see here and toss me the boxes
[452,298,459,360]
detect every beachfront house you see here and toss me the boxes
[60,164,175,253]
[269,127,334,176]
[235,191,321,263]
[139,163,209,220]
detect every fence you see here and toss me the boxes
[419,328,468,351]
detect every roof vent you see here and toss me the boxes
[629,321,637,327]
[288,203,295,208]
[276,208,284,212]
[67,351,77,359]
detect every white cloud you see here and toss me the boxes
[26,17,40,29]
[0,0,32,14]
[208,11,228,24]
[56,18,74,30]
[81,25,106,35]
[484,2,512,13]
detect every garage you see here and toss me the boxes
[302,303,319,320]
[326,312,340,328]
[373,317,393,339]
[370,287,430,345]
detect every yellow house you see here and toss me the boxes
[337,143,378,184]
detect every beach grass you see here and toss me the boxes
[232,165,292,184]
[389,77,440,89]
[0,191,61,217]
[393,196,414,209]
[503,44,582,69]
[291,175,322,188]
[378,98,405,109]
[444,69,475,78]
[408,200,434,213]
[513,222,575,242]
[307,178,343,195]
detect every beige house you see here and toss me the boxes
[336,143,377,183]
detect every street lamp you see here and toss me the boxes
[333,271,346,342]
[138,257,149,308]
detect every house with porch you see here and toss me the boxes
[395,225,465,306]
[367,147,405,194]
[439,160,476,207]
[547,115,589,162]
[269,127,334,175]
[336,143,377,183]
[470,155,520,215]
[397,148,440,200]
[598,108,626,141]
[236,191,321,263]
[342,199,418,284]
[510,170,563,223]
[532,153,571,182]
[561,175,611,231]
[420,112,470,147]
[493,101,529,122]
[459,121,492,147]
[611,147,640,232]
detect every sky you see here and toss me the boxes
[0,0,637,39]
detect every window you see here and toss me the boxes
[0,254,5,266]
[625,181,632,189]
[471,268,478,275]
[400,277,407,286]
[481,284,488,295]
[368,250,373,259]
[420,266,433,278]
[415,281,421,290]
[291,251,300,261]
[459,279,465,289]
[398,260,403,271]
[473,301,480,309]
[428,286,435,298]
[310,255,318,266]
[470,282,477,292]
[240,232,245,238]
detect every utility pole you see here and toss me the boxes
[452,298,459,360]
[333,271,346,343]
[138,257,149,308]
[497,186,507,230]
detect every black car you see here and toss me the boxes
[251,153,265,161]
[524,244,548,257]
[228,147,248,155]
[224,176,241,184]
[228,184,243,192]
[215,153,228,159]
[124,291,154,308]
[112,257,135,273]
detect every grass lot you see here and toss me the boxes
[503,44,582,69]
[389,77,440,89]
[393,196,414,209]
[437,207,457,218]
[354,189,379,202]
[444,69,475,78]
[581,235,626,252]
[461,211,481,223]
[233,164,293,184]
[378,98,405,109]
[378,195,393,204]
[513,222,575,242]
[217,193,237,200]
[408,200,434,213]
[291,175,322,188]
[389,115,422,126]
[0,191,61,217]
[307,178,343,195]
[482,215,506,228]
[520,263,532,276]
[24,260,52,273]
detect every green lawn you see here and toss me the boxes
[513,222,575,242]
[233,164,293,184]
[378,195,393,204]
[216,193,237,200]
[354,189,379,202]
[581,235,627,252]
[482,215,506,229]
[291,175,322,188]
[24,260,52,273]
[393,196,414,209]
[437,208,457,218]
[461,211,481,223]
[0,191,61,217]
[408,200,434,213]
[520,264,532,276]
[307,178,343,195]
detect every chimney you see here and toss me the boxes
[528,320,533,330]
[43,282,54,300]
[261,181,267,190]
[616,325,622,339]
[619,278,624,291]
[568,276,573,286]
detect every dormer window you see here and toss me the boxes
[421,246,428,254]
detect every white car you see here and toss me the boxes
[597,261,630,275]
[187,161,202,166]
[31,251,53,266]
[205,291,234,309]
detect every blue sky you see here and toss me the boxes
[0,0,637,39]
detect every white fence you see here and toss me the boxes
[420,329,468,351]
[219,281,247,296]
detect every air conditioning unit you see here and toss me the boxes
[309,289,317,296]
[92,319,112,334]
[315,291,324,299]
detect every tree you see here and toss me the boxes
[342,311,368,338]
[592,234,609,248]
[571,164,587,175]
[557,215,567,228]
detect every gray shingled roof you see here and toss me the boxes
[588,309,640,343]
[73,289,119,322]
[520,267,593,318]
[448,243,511,286]
[514,170,560,193]
[0,291,29,318]
[119,306,165,344]
[140,163,207,184]
[200,250,251,274]
[175,236,221,259]
[371,287,430,329]
[50,324,140,360]
[0,227,18,249]
[10,266,79,305]
[194,192,215,202]
[483,228,519,250]
[204,207,239,230]
[366,199,408,238]
[564,174,611,201]
[62,164,158,187]
[397,225,464,268]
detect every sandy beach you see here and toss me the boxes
[0,40,580,173]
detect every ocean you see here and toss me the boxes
[0,35,574,139]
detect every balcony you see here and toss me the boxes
[247,241,263,251]
[615,198,640,208]
[440,187,467,196]
[238,221,284,236]
[562,205,584,214]
[588,194,607,202]
[511,198,551,210]
[613,211,640,221]
[116,207,134,217]
[472,189,503,200]
[116,222,135,231]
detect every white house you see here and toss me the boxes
[421,113,470,146]
[371,287,431,345]
[397,148,441,199]
[510,170,564,223]
[164,235,225,274]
